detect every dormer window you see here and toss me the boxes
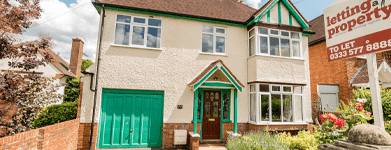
[249,27,302,58]
[201,26,226,54]
[114,14,162,49]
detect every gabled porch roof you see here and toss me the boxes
[351,60,391,88]
[189,60,245,92]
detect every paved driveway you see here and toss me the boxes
[199,143,227,150]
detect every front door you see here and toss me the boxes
[202,90,221,140]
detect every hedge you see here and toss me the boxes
[32,101,78,128]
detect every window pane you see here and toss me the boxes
[261,95,269,121]
[216,28,225,34]
[197,92,202,120]
[283,95,293,122]
[250,84,255,92]
[249,29,255,37]
[134,17,146,24]
[283,86,292,92]
[205,102,211,118]
[132,26,145,45]
[216,36,225,53]
[249,37,256,56]
[147,27,161,48]
[202,34,213,53]
[294,95,303,122]
[213,102,219,117]
[291,32,300,39]
[260,36,268,54]
[223,93,230,120]
[258,27,268,34]
[270,37,279,56]
[148,19,161,26]
[292,41,300,57]
[114,24,130,45]
[116,15,131,23]
[271,94,282,122]
[293,86,302,94]
[271,30,279,35]
[259,84,269,92]
[250,94,256,122]
[202,26,213,33]
[281,38,290,57]
[272,85,280,91]
[281,31,289,37]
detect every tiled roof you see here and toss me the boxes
[39,48,76,78]
[308,14,325,45]
[95,0,257,23]
[351,61,382,84]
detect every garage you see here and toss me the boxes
[97,89,164,149]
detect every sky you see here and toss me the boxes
[22,0,338,62]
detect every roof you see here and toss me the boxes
[95,0,257,23]
[38,48,76,78]
[351,61,385,84]
[189,60,245,90]
[308,14,325,45]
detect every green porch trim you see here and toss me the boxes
[194,66,218,90]
[267,11,270,22]
[194,89,199,134]
[234,89,238,133]
[281,0,309,30]
[200,88,204,141]
[302,32,313,37]
[97,6,246,27]
[219,66,242,92]
[289,12,292,26]
[278,1,281,24]
[201,82,235,88]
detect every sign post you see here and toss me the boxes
[324,0,391,129]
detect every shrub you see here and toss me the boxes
[226,129,288,150]
[386,121,391,135]
[278,131,320,150]
[63,77,80,102]
[353,87,391,121]
[31,101,78,128]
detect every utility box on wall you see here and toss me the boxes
[174,129,187,145]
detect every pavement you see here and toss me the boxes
[199,143,227,150]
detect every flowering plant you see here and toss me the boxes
[314,113,347,144]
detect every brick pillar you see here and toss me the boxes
[69,38,84,77]
[188,134,200,150]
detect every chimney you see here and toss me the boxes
[240,0,244,4]
[69,38,84,77]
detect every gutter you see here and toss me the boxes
[89,2,105,150]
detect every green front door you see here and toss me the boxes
[98,89,164,148]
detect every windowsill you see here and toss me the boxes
[111,44,163,51]
[248,54,304,61]
[199,52,228,57]
[248,121,308,125]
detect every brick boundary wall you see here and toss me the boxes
[0,119,79,150]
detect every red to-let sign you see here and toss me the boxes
[327,28,391,61]
[324,0,391,62]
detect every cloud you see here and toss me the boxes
[21,0,100,62]
[246,0,263,9]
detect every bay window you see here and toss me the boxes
[248,27,302,58]
[202,26,226,54]
[249,84,305,124]
[114,14,162,48]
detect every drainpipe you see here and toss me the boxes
[89,3,105,150]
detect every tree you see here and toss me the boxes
[81,59,93,72]
[0,0,63,136]
[63,59,93,102]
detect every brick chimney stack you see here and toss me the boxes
[69,38,84,77]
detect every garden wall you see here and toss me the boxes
[0,119,79,150]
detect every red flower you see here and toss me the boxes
[335,118,346,127]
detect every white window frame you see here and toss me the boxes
[113,14,162,49]
[248,27,303,59]
[248,83,306,125]
[201,25,226,54]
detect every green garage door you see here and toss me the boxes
[98,89,164,149]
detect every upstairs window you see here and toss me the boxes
[114,14,162,48]
[249,27,301,58]
[202,26,226,54]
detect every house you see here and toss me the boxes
[78,0,314,149]
[308,15,391,112]
[0,38,84,100]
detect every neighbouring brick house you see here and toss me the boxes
[79,0,315,149]
[308,15,391,112]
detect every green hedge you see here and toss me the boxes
[32,101,78,128]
